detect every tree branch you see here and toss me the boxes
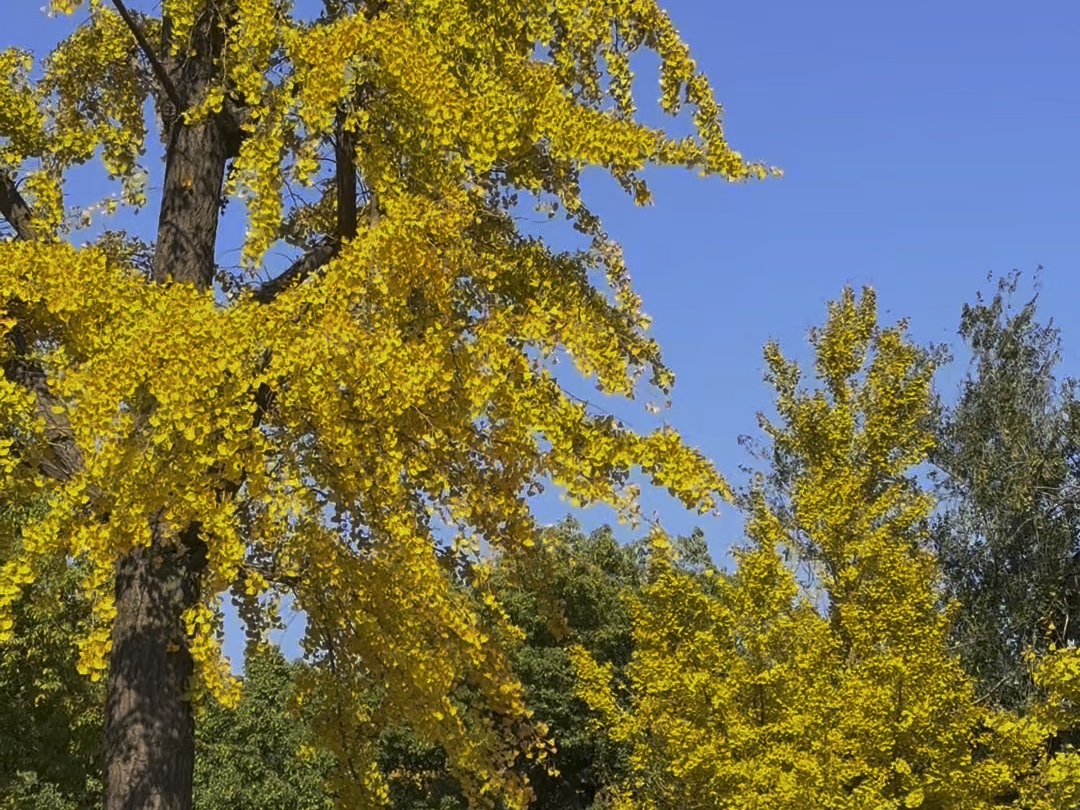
[0,175,83,480]
[0,172,38,241]
[4,336,83,481]
[252,240,338,304]
[110,0,183,114]
[335,111,357,241]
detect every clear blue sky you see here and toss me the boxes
[6,0,1080,564]
[560,0,1080,551]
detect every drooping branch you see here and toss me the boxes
[0,173,38,242]
[253,240,338,304]
[110,0,183,114]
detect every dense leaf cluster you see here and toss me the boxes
[9,281,1080,808]
[0,1,768,806]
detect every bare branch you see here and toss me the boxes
[110,0,183,113]
[253,240,338,304]
[0,173,38,242]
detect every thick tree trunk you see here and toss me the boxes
[0,8,261,810]
[103,528,207,810]
[151,117,231,287]
[103,8,234,808]
[104,168,227,804]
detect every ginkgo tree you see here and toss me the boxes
[0,1,769,808]
[573,289,1024,809]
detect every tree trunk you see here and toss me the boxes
[103,7,234,806]
[151,116,231,288]
[103,529,207,810]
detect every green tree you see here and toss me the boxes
[0,2,768,807]
[0,500,102,810]
[193,645,334,810]
[491,523,641,810]
[0,562,103,810]
[378,520,701,810]
[931,272,1080,709]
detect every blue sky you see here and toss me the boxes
[522,0,1080,554]
[559,0,1080,549]
[5,0,1080,565]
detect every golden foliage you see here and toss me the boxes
[1,1,770,805]
[574,289,1042,809]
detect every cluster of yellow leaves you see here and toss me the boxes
[1,6,149,233]
[0,1,774,804]
[193,0,775,265]
[574,288,1080,809]
[981,648,1080,810]
[44,8,148,188]
[0,208,725,803]
[0,51,49,165]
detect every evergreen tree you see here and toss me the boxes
[193,646,334,810]
[0,498,102,810]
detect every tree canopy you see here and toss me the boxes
[572,288,1080,809]
[12,4,1080,810]
[0,498,102,810]
[0,1,770,807]
[931,272,1080,709]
